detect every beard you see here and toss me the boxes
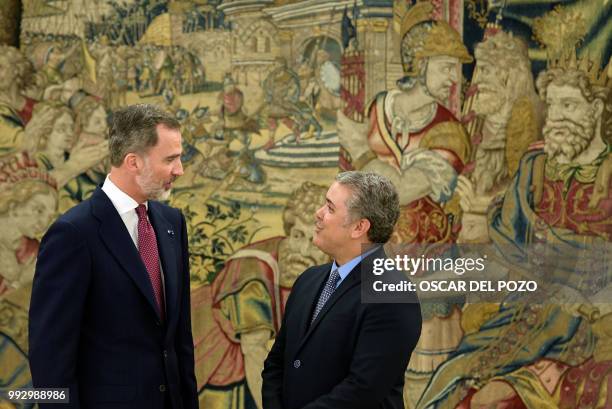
[473,87,506,116]
[136,165,175,201]
[543,115,596,162]
[278,238,325,286]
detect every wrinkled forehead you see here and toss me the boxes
[546,83,587,102]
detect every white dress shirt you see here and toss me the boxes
[101,175,166,294]
[101,175,144,247]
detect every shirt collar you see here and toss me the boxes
[101,175,147,216]
[332,245,380,283]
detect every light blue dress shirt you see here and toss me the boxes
[332,245,381,288]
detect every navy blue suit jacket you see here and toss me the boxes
[262,247,422,409]
[29,188,198,409]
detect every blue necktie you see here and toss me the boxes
[311,268,340,324]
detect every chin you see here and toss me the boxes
[312,237,325,253]
[149,189,172,201]
[159,189,172,201]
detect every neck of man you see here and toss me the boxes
[332,240,376,266]
[108,168,147,204]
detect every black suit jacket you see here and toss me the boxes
[29,188,198,409]
[262,247,422,409]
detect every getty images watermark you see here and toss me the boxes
[371,253,537,293]
[361,243,610,306]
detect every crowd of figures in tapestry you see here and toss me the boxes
[0,0,610,408]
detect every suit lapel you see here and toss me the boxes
[295,247,384,354]
[295,264,330,342]
[148,202,179,332]
[296,271,360,353]
[91,188,162,322]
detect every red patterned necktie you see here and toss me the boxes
[136,204,165,321]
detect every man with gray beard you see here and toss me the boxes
[191,182,329,409]
[541,92,600,162]
[456,31,542,243]
[30,104,198,409]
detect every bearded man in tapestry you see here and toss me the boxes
[417,56,612,409]
[456,30,542,244]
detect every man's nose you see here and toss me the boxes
[315,206,324,219]
[547,105,562,121]
[173,159,184,176]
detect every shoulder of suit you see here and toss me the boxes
[150,200,183,222]
[57,197,94,226]
[295,262,332,286]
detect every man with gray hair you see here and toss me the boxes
[263,171,422,409]
[29,104,198,409]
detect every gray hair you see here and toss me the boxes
[474,31,537,104]
[335,171,399,243]
[108,104,180,166]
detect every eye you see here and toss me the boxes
[563,102,575,110]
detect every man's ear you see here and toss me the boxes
[592,98,604,119]
[351,218,371,240]
[124,153,141,172]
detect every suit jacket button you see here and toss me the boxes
[159,384,166,392]
[163,350,168,358]
[293,359,301,368]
